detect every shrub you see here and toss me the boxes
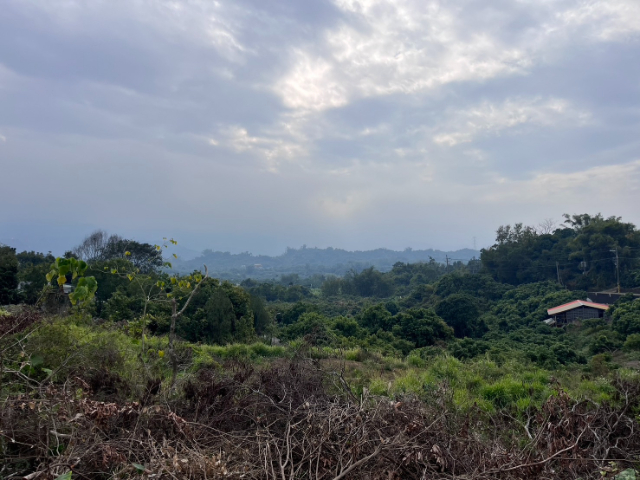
[623,333,640,351]
[344,348,369,362]
[406,354,426,368]
[590,333,623,355]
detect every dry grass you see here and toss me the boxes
[2,354,639,479]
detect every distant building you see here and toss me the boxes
[544,300,609,326]
[587,291,640,304]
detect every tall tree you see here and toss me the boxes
[101,239,163,273]
[481,214,640,289]
[72,230,121,262]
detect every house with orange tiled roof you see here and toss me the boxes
[544,300,609,326]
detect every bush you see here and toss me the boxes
[406,353,426,368]
[344,348,369,362]
[590,333,623,355]
[280,312,333,345]
[449,338,490,360]
[623,333,640,351]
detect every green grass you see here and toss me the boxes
[8,315,636,414]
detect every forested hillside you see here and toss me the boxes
[171,245,480,280]
[1,214,640,479]
[482,214,640,289]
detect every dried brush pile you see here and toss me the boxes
[0,309,43,338]
[2,354,640,480]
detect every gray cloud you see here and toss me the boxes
[1,0,640,255]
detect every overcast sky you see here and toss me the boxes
[1,0,639,256]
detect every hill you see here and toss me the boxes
[170,245,480,280]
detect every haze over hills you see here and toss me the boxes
[171,245,480,281]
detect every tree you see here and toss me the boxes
[481,214,640,289]
[0,245,19,304]
[281,302,318,325]
[435,294,486,338]
[565,214,640,289]
[250,295,271,334]
[321,276,342,297]
[332,316,361,338]
[101,239,163,273]
[175,279,258,344]
[73,230,121,262]
[537,218,557,235]
[612,299,640,336]
[358,303,394,332]
[200,289,237,344]
[280,312,333,345]
[73,231,164,274]
[16,251,56,304]
[434,273,509,301]
[394,308,453,347]
[342,267,394,297]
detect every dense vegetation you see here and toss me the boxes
[1,214,640,479]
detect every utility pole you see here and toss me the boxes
[610,246,621,293]
[445,255,450,273]
[580,260,587,276]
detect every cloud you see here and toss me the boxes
[1,0,640,254]
[214,125,307,172]
[274,0,640,113]
[275,0,532,111]
[557,0,640,40]
[480,159,640,205]
[318,192,372,219]
[275,51,349,111]
[433,97,591,146]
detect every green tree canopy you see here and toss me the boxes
[481,214,640,289]
[435,294,486,338]
[16,250,56,304]
[394,308,453,347]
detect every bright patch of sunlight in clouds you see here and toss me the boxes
[276,0,531,111]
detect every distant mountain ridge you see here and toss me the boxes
[170,246,480,280]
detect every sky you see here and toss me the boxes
[1,0,639,256]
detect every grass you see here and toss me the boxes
[8,315,635,414]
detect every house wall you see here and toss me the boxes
[555,306,604,325]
